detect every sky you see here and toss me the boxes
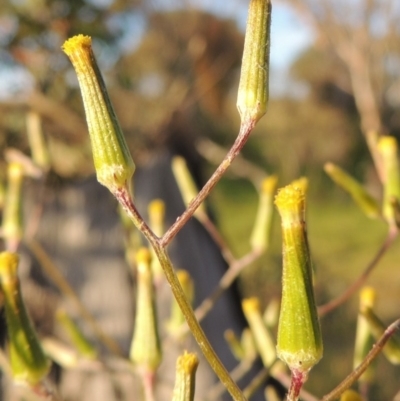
[0,1,314,99]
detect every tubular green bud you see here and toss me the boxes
[275,183,322,389]
[224,329,245,361]
[167,270,194,336]
[171,156,206,221]
[41,338,79,369]
[0,252,50,385]
[2,163,24,252]
[148,199,166,237]
[237,0,271,125]
[324,163,380,219]
[172,352,199,401]
[56,309,97,360]
[62,35,135,194]
[250,175,277,251]
[263,297,280,330]
[353,287,376,383]
[377,136,400,226]
[339,389,363,401]
[148,199,166,280]
[26,111,50,171]
[241,328,257,361]
[130,248,162,371]
[361,306,400,365]
[242,297,276,367]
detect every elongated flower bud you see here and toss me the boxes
[224,329,245,361]
[275,183,322,396]
[148,199,166,280]
[56,309,97,359]
[250,175,277,251]
[130,248,162,371]
[167,270,194,336]
[242,297,276,367]
[237,0,271,125]
[62,35,135,194]
[377,136,400,226]
[26,111,50,171]
[172,352,199,401]
[0,252,50,385]
[172,156,206,221]
[324,163,380,219]
[2,163,24,252]
[353,287,376,383]
[361,306,400,365]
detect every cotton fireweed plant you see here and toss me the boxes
[62,0,271,400]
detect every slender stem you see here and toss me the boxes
[321,318,400,401]
[194,249,263,324]
[318,228,398,317]
[116,187,247,401]
[161,120,255,247]
[286,370,308,401]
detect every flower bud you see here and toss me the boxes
[148,199,166,280]
[250,175,277,252]
[237,0,271,125]
[167,270,194,336]
[172,352,199,401]
[2,163,24,252]
[224,329,245,361]
[62,35,135,194]
[361,305,400,365]
[0,252,50,385]
[242,297,276,367]
[56,308,97,360]
[26,111,50,171]
[172,156,206,221]
[353,287,376,383]
[377,136,400,226]
[130,248,162,371]
[275,183,323,393]
[324,163,380,219]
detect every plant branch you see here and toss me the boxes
[116,186,248,401]
[161,120,255,247]
[321,318,400,401]
[318,228,398,317]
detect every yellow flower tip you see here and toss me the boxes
[176,270,190,286]
[291,177,309,194]
[8,162,24,180]
[339,389,363,401]
[274,183,305,223]
[378,136,397,154]
[261,175,278,194]
[62,35,92,56]
[136,248,152,265]
[0,252,19,280]
[177,351,199,374]
[148,199,166,218]
[360,286,376,310]
[242,297,260,314]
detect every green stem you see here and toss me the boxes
[116,187,247,401]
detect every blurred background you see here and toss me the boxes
[0,0,400,399]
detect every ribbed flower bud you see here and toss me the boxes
[361,305,400,365]
[0,252,50,385]
[62,35,135,194]
[242,297,276,367]
[172,156,206,221]
[275,183,323,398]
[26,111,50,171]
[377,136,400,226]
[353,287,376,383]
[324,163,380,219]
[172,352,199,401]
[237,0,271,125]
[167,270,194,336]
[130,248,162,371]
[250,175,277,252]
[56,308,97,360]
[2,163,24,252]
